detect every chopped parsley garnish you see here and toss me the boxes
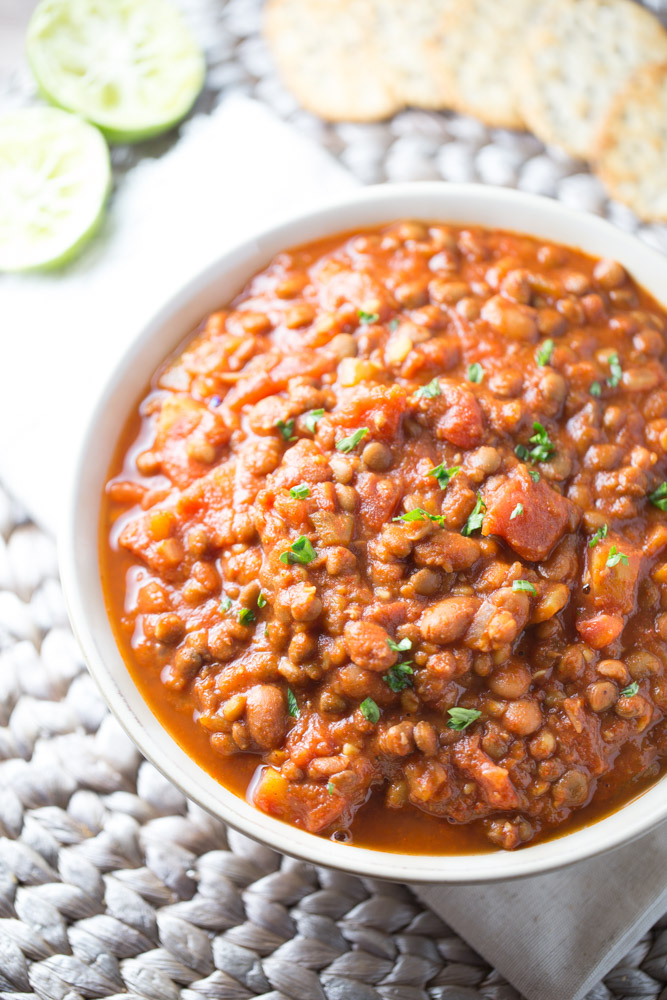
[536,339,555,367]
[327,781,335,796]
[388,318,399,331]
[414,377,442,400]
[305,408,324,433]
[336,427,369,453]
[590,381,602,398]
[358,309,379,325]
[276,417,296,441]
[649,482,667,511]
[257,592,267,608]
[387,637,412,654]
[513,579,537,595]
[510,503,524,520]
[607,353,623,389]
[287,688,299,718]
[279,535,318,565]
[515,421,555,464]
[360,697,380,724]
[467,362,484,383]
[383,662,414,693]
[606,545,629,568]
[290,483,310,499]
[528,469,540,483]
[238,607,255,626]
[621,681,639,698]
[461,493,486,536]
[428,463,460,490]
[447,707,482,731]
[393,507,445,526]
[220,596,232,612]
[589,524,608,548]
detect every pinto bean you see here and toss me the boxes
[343,621,395,672]
[420,597,480,644]
[245,685,286,750]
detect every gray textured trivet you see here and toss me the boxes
[0,481,666,1000]
[2,1,667,996]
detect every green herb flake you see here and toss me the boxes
[447,706,482,731]
[607,353,623,389]
[305,408,324,433]
[413,377,442,400]
[621,681,639,698]
[387,637,412,653]
[393,507,445,527]
[290,483,310,499]
[649,482,667,511]
[510,503,524,520]
[383,662,414,693]
[388,318,400,331]
[238,607,255,626]
[536,339,555,367]
[360,697,380,724]
[220,596,232,612]
[279,535,318,565]
[336,427,369,453]
[461,493,486,536]
[257,592,267,608]
[467,362,484,384]
[529,469,541,483]
[515,421,555,464]
[513,579,537,595]
[589,524,608,548]
[287,688,299,718]
[358,309,380,325]
[276,417,296,441]
[428,463,460,490]
[327,781,335,796]
[590,381,602,398]
[606,545,629,568]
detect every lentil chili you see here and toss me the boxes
[101,220,667,852]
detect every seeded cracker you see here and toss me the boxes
[519,0,667,159]
[595,62,667,222]
[265,0,399,122]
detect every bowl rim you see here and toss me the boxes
[60,181,667,884]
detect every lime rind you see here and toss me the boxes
[27,0,206,144]
[0,107,111,273]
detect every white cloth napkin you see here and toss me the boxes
[0,95,357,533]
[415,825,667,1000]
[1,92,664,1000]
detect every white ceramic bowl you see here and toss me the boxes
[60,183,667,884]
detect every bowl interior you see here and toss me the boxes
[60,183,667,883]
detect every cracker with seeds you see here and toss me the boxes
[443,0,535,129]
[519,0,667,159]
[264,0,399,122]
[595,62,667,222]
[375,0,459,112]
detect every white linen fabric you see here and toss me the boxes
[1,91,665,1000]
[415,825,667,1000]
[0,95,356,534]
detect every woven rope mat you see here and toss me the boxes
[3,0,667,997]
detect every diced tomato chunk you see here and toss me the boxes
[482,467,577,562]
[587,535,642,615]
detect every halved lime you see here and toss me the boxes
[0,107,111,272]
[27,0,206,144]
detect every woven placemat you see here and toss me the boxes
[1,484,666,1000]
[2,1,667,997]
